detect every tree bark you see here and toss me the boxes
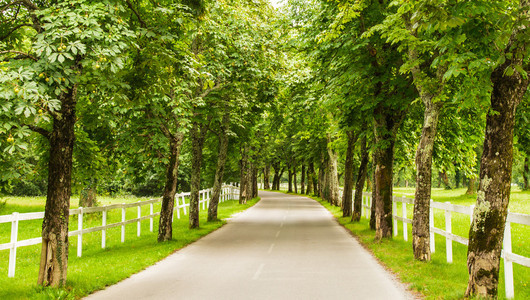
[466,26,530,296]
[466,177,477,195]
[373,106,402,240]
[287,160,293,193]
[523,156,530,191]
[318,160,324,198]
[342,130,357,217]
[158,133,184,241]
[79,179,97,208]
[38,86,77,287]
[208,113,230,222]
[272,163,280,190]
[353,135,369,222]
[264,165,270,189]
[300,164,306,194]
[327,134,340,206]
[189,120,208,229]
[239,145,250,204]
[307,162,314,195]
[412,101,442,261]
[251,162,258,198]
[293,163,298,194]
[370,156,377,230]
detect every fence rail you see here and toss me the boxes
[0,184,240,278]
[355,191,529,299]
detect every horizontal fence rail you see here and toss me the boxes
[350,189,528,300]
[0,184,240,278]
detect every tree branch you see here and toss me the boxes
[199,81,224,98]
[0,1,24,12]
[22,124,51,139]
[0,23,32,41]
[125,0,147,28]
[0,50,38,61]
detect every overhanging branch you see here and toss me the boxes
[0,50,38,61]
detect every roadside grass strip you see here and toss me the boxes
[0,196,259,299]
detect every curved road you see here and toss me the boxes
[87,191,414,299]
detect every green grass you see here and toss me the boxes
[0,195,259,299]
[302,190,529,300]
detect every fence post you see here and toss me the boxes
[150,202,154,232]
[121,205,126,243]
[183,196,187,215]
[102,207,107,249]
[78,207,83,257]
[393,199,398,237]
[429,200,435,253]
[402,199,407,241]
[137,201,141,237]
[175,196,181,219]
[504,216,514,299]
[8,212,19,277]
[470,205,475,225]
[445,202,452,263]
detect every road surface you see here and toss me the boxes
[86,191,415,300]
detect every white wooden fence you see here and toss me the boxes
[355,191,530,299]
[0,184,239,278]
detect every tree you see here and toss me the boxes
[0,0,132,286]
[466,0,530,296]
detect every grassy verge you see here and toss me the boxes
[0,196,260,299]
[277,190,529,300]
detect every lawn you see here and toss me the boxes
[0,195,259,299]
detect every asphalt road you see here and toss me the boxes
[86,191,414,300]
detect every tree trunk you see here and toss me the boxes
[300,164,306,194]
[370,170,377,230]
[38,87,77,287]
[293,163,298,194]
[79,179,97,208]
[158,134,184,241]
[307,162,314,195]
[353,136,369,222]
[342,130,357,217]
[264,165,271,189]
[252,162,258,198]
[466,177,476,195]
[455,167,461,189]
[272,163,280,190]
[239,145,250,204]
[189,120,207,229]
[466,38,530,297]
[523,156,530,191]
[208,114,230,222]
[373,106,401,240]
[318,161,324,198]
[287,161,293,193]
[327,134,340,206]
[442,170,451,189]
[412,101,442,261]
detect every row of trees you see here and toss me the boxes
[256,0,529,298]
[1,0,278,287]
